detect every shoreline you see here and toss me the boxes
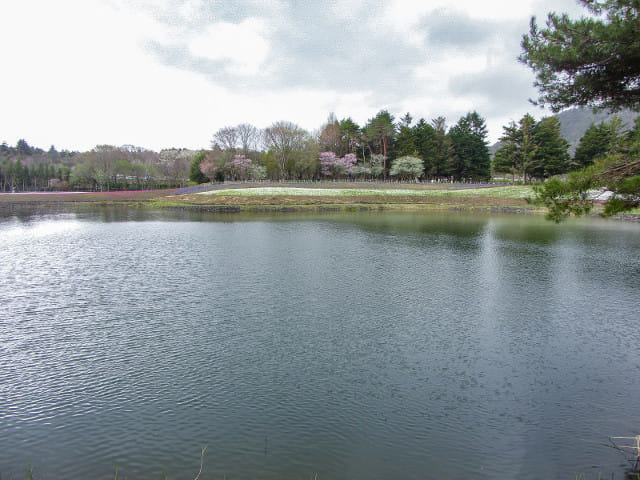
[0,184,638,221]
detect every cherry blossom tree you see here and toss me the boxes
[319,152,357,178]
[199,153,220,182]
[228,154,252,180]
[319,151,338,176]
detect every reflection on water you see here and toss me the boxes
[1,208,639,480]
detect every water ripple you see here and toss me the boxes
[1,211,639,479]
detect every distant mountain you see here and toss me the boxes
[555,107,637,154]
[490,108,638,156]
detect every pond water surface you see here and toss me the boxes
[1,208,639,479]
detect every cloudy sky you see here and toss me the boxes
[0,0,586,152]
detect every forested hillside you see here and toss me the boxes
[554,108,637,154]
[491,108,637,155]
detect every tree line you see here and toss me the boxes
[493,113,640,185]
[520,0,640,219]
[195,109,639,186]
[191,111,493,183]
[2,108,637,192]
[0,141,193,192]
[0,141,74,192]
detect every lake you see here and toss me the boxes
[1,208,639,479]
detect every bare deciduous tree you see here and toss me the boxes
[211,126,238,151]
[263,121,309,179]
[236,123,259,154]
[318,113,342,154]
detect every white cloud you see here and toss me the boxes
[0,0,592,151]
[382,0,535,31]
[178,0,205,20]
[0,0,225,150]
[415,54,489,83]
[187,18,271,75]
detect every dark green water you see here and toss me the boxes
[1,208,639,479]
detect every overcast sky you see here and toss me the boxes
[0,0,586,152]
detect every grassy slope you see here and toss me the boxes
[159,184,541,212]
[0,184,540,212]
[0,189,176,203]
[4,184,633,216]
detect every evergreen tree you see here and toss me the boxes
[493,114,538,184]
[47,145,59,161]
[535,114,640,220]
[448,111,491,181]
[626,115,640,145]
[399,112,412,128]
[531,117,570,177]
[522,0,640,219]
[492,143,518,182]
[16,138,33,157]
[16,139,33,156]
[521,0,640,112]
[364,110,396,172]
[189,151,209,184]
[429,117,453,179]
[413,119,437,176]
[395,123,417,158]
[338,117,361,155]
[573,122,614,168]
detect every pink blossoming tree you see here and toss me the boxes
[319,152,358,178]
[228,154,252,180]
